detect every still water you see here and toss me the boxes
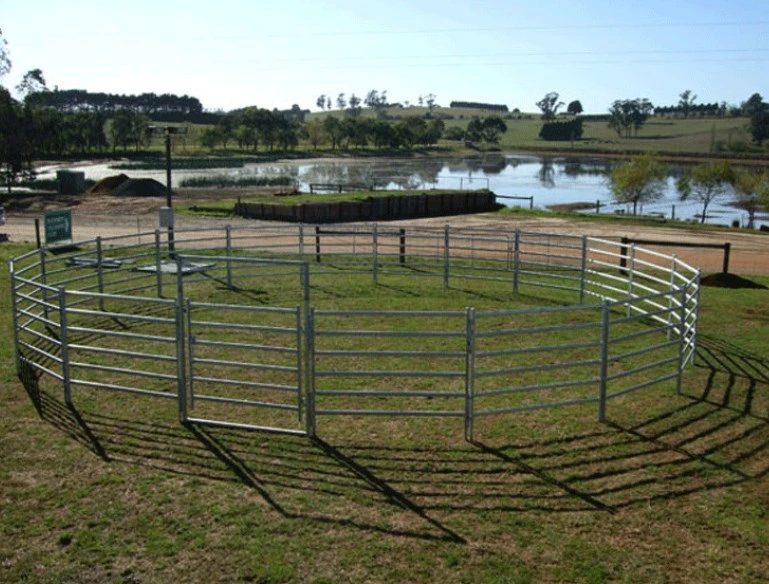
[46,153,766,228]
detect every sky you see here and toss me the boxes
[2,0,768,114]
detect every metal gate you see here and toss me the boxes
[183,300,306,434]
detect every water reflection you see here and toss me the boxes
[47,153,765,227]
[538,159,556,189]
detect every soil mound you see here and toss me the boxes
[700,272,767,289]
[88,174,130,195]
[87,174,169,198]
[112,178,169,198]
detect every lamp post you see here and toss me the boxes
[149,125,187,254]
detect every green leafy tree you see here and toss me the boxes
[305,119,328,150]
[677,160,736,224]
[608,153,667,215]
[347,94,362,117]
[16,68,47,98]
[536,92,564,121]
[732,169,769,228]
[566,100,583,115]
[336,93,346,110]
[608,98,653,137]
[0,87,34,195]
[678,90,697,118]
[0,28,11,81]
[322,115,344,150]
[316,94,326,110]
[199,126,221,151]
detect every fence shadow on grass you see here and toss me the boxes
[20,333,768,537]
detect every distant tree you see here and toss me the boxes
[417,95,424,107]
[347,93,362,117]
[325,96,332,110]
[16,68,47,98]
[750,109,769,145]
[0,28,11,81]
[370,120,395,149]
[608,154,667,215]
[743,93,769,145]
[423,118,445,145]
[425,93,437,111]
[336,93,347,110]
[742,93,765,117]
[566,100,583,116]
[678,90,697,119]
[305,119,327,150]
[677,160,736,224]
[199,126,221,151]
[733,169,769,229]
[480,116,507,143]
[0,87,34,195]
[316,94,327,110]
[322,115,344,150]
[110,108,148,152]
[536,92,564,121]
[511,107,521,119]
[608,99,653,137]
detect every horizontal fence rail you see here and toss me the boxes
[10,224,700,441]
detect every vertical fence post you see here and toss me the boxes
[619,237,629,276]
[373,224,378,285]
[186,298,195,411]
[305,307,317,437]
[399,228,406,265]
[676,285,688,395]
[464,307,476,441]
[58,287,72,405]
[513,228,521,294]
[96,237,105,311]
[667,259,678,341]
[175,257,187,423]
[39,248,49,321]
[175,295,188,423]
[579,236,588,304]
[225,225,233,290]
[9,264,21,376]
[298,224,305,260]
[443,225,450,289]
[315,226,321,264]
[722,242,731,274]
[300,260,312,426]
[598,300,610,422]
[691,270,702,366]
[626,244,635,318]
[155,229,163,298]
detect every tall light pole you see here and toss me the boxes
[149,125,187,254]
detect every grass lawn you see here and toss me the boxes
[1,238,768,583]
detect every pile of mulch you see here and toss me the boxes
[88,174,169,197]
[700,272,767,289]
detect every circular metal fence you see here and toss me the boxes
[10,224,700,440]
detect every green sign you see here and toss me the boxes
[44,209,73,245]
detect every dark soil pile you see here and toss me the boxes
[88,174,130,195]
[112,178,169,198]
[700,272,767,289]
[87,174,169,197]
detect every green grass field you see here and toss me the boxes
[2,239,768,583]
[114,107,767,163]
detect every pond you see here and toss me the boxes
[42,153,767,228]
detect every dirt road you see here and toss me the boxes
[3,192,768,276]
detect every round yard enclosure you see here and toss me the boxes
[10,224,700,440]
